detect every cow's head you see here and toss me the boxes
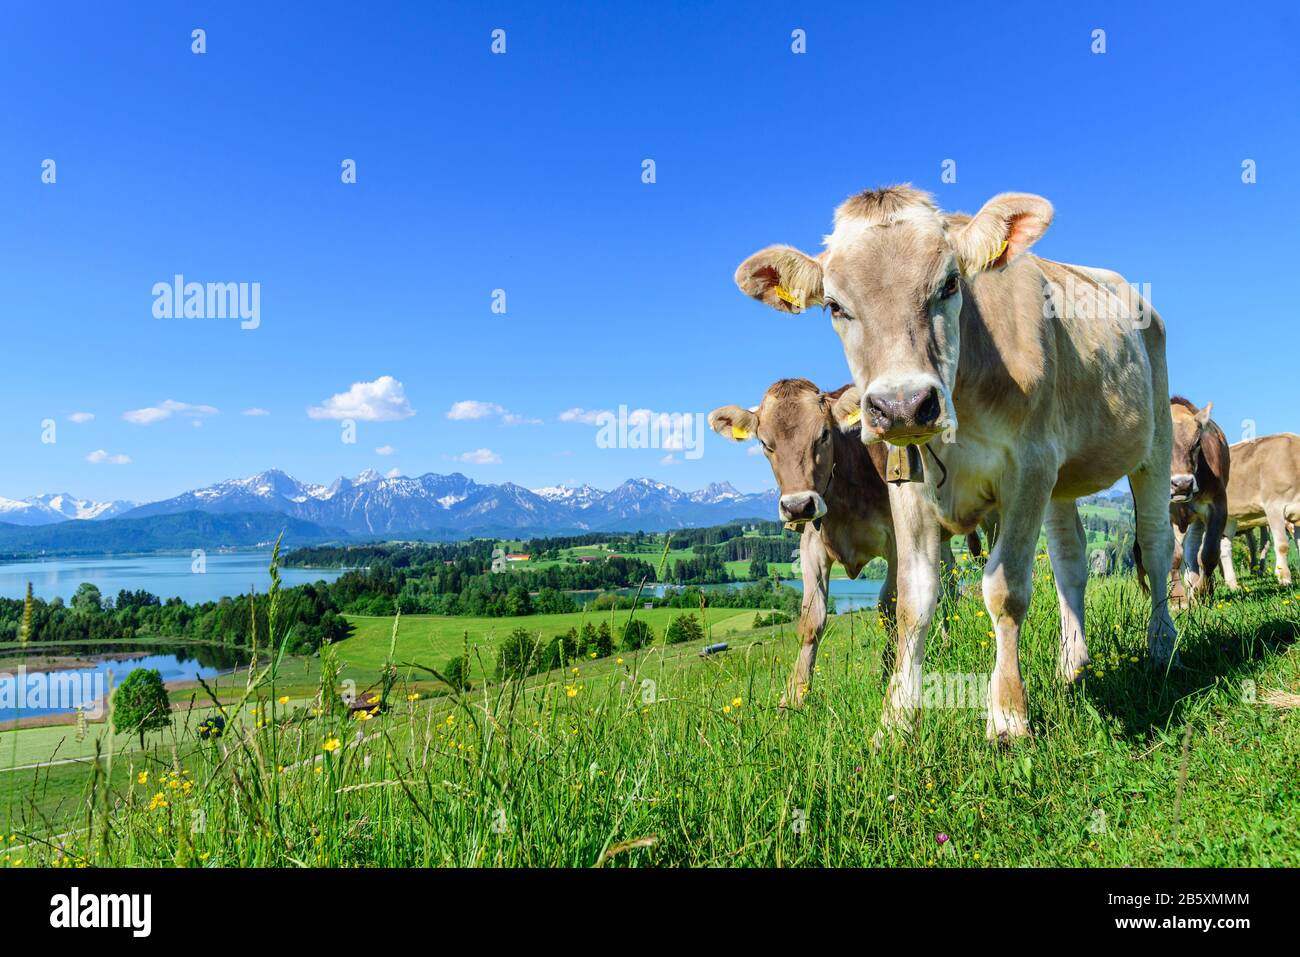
[1169,397,1214,502]
[735,186,1053,446]
[709,379,847,526]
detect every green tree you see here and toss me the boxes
[71,582,103,614]
[112,668,172,748]
[495,627,542,680]
[620,618,655,651]
[749,555,769,579]
[442,654,471,691]
[665,612,704,645]
[591,621,614,659]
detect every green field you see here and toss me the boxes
[2,562,1297,867]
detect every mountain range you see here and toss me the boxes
[0,493,136,526]
[0,470,779,550]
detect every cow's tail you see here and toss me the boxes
[966,531,983,559]
[1133,539,1150,595]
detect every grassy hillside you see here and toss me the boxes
[2,566,1297,867]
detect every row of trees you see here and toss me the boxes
[494,612,708,680]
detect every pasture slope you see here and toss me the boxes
[1,565,1297,867]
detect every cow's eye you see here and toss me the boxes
[940,273,961,299]
[825,299,845,319]
[819,428,830,443]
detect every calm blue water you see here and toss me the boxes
[0,650,239,718]
[0,552,345,604]
[577,577,886,613]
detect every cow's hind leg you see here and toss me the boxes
[1130,465,1179,668]
[1266,506,1293,586]
[1045,499,1090,684]
[1219,519,1240,591]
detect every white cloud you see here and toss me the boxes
[447,400,501,420]
[455,448,502,465]
[385,467,401,478]
[241,407,270,417]
[660,453,678,465]
[558,407,609,425]
[308,376,415,422]
[86,449,131,465]
[375,445,397,456]
[123,399,219,425]
[447,400,540,426]
[747,443,764,456]
[67,412,94,424]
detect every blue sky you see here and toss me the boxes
[2,0,1297,503]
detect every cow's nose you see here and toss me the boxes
[779,494,816,522]
[866,387,942,431]
[1171,475,1196,498]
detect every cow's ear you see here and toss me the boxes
[734,245,824,315]
[708,405,759,442]
[952,193,1054,276]
[829,387,863,433]
[1197,401,1214,428]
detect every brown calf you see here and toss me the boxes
[710,379,896,706]
[1139,397,1229,602]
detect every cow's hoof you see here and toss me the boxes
[985,708,1030,744]
[1058,650,1091,687]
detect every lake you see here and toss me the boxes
[0,552,346,605]
[0,647,246,719]
[579,577,886,613]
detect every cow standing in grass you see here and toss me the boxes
[735,185,1177,742]
[709,379,896,708]
[710,378,973,708]
[1218,433,1300,589]
[1144,397,1230,603]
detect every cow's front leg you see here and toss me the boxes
[1169,522,1189,609]
[983,472,1052,742]
[879,482,941,738]
[1180,520,1206,600]
[1195,505,1226,597]
[783,524,831,708]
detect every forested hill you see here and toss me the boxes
[0,510,345,558]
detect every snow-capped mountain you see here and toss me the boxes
[0,493,137,526]
[531,484,606,510]
[114,469,778,537]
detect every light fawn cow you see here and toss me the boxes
[735,185,1177,742]
[709,378,977,707]
[1136,397,1229,603]
[1218,433,1300,589]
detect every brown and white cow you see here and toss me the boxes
[1139,397,1229,602]
[735,185,1177,742]
[709,378,978,707]
[709,379,897,707]
[1218,432,1300,588]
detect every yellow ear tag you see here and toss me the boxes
[845,408,862,426]
[731,426,751,440]
[773,284,804,311]
[985,239,1008,269]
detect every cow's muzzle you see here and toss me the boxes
[864,386,945,445]
[779,491,827,526]
[1170,473,1197,502]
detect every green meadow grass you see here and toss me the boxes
[2,563,1297,867]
